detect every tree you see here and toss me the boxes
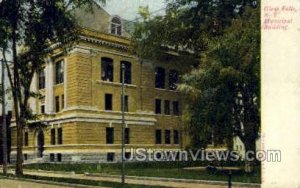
[0,0,105,176]
[133,0,260,172]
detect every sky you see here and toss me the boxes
[103,0,167,21]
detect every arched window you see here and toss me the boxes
[111,16,122,35]
[169,69,179,90]
[101,57,114,82]
[155,67,165,89]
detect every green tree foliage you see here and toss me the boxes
[0,0,105,176]
[133,0,260,172]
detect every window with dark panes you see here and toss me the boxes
[106,127,114,144]
[38,69,45,89]
[169,70,179,90]
[111,17,122,35]
[105,94,113,110]
[120,61,131,84]
[155,67,165,88]
[55,96,60,112]
[50,153,55,162]
[61,95,64,110]
[174,130,179,144]
[51,128,55,145]
[155,99,161,114]
[164,100,170,115]
[24,132,28,146]
[125,128,130,144]
[40,104,45,114]
[173,101,180,115]
[101,58,114,82]
[155,129,162,144]
[57,128,63,145]
[165,130,171,144]
[57,153,62,162]
[55,60,64,84]
[107,152,115,161]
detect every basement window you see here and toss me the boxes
[107,152,115,162]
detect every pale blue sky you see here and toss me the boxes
[103,0,167,21]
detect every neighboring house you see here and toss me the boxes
[233,136,261,160]
[9,4,191,163]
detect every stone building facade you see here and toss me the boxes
[10,4,190,163]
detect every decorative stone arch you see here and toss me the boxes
[109,15,123,36]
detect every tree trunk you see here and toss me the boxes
[244,140,256,173]
[15,118,24,176]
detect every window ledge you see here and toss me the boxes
[54,83,64,87]
[154,88,179,93]
[96,80,137,88]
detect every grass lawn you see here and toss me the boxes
[24,161,261,184]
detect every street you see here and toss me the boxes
[0,179,71,188]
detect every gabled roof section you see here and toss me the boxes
[72,3,132,38]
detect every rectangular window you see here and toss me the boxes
[40,104,45,114]
[57,128,63,145]
[164,100,170,115]
[174,130,179,144]
[155,67,165,88]
[24,132,28,146]
[120,61,131,84]
[57,153,62,162]
[61,95,64,110]
[24,154,28,161]
[51,128,55,145]
[173,101,180,115]
[155,99,161,114]
[165,130,171,144]
[107,152,115,162]
[55,96,60,112]
[55,60,64,84]
[169,70,179,90]
[101,58,114,82]
[155,129,162,144]
[106,127,114,144]
[121,95,128,112]
[38,69,45,89]
[125,128,130,144]
[50,153,55,162]
[105,94,113,111]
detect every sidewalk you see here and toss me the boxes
[1,167,261,188]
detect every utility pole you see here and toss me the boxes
[121,63,125,186]
[1,56,8,175]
